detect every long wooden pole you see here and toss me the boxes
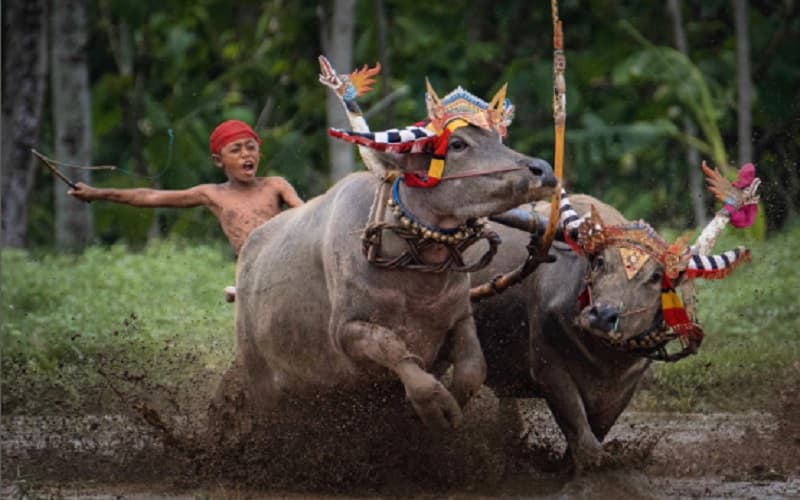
[468,2,567,301]
[540,0,566,253]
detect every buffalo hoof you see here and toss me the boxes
[406,377,463,429]
[568,444,611,474]
[207,396,254,449]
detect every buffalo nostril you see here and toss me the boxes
[528,159,551,175]
[589,304,619,332]
[525,158,557,187]
[605,311,619,329]
[588,306,602,324]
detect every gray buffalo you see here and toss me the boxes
[471,194,752,471]
[209,84,556,440]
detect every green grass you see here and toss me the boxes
[633,222,800,412]
[1,240,236,414]
[2,225,799,415]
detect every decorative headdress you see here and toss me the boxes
[571,206,751,342]
[424,80,514,137]
[328,80,514,188]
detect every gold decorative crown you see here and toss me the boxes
[425,79,514,137]
[577,206,691,279]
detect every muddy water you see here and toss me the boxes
[3,393,798,498]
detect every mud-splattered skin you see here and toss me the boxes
[471,195,659,471]
[210,125,556,440]
[204,178,297,255]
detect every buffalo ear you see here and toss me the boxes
[355,148,394,180]
[672,270,689,287]
[368,150,431,174]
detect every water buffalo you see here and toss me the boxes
[209,83,556,441]
[472,194,752,471]
[316,59,757,472]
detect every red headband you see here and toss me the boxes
[209,120,262,154]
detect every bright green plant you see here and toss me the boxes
[1,240,236,414]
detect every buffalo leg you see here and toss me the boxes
[447,315,487,407]
[588,380,641,442]
[530,338,605,470]
[208,344,279,445]
[340,320,463,429]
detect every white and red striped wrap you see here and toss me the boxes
[685,246,751,279]
[558,189,582,236]
[327,125,437,154]
[328,82,514,188]
[558,191,751,282]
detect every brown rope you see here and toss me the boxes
[469,232,555,301]
[362,220,501,273]
[579,270,701,363]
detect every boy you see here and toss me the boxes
[68,119,304,256]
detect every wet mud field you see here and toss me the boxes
[3,383,799,499]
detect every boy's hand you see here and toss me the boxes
[67,182,97,202]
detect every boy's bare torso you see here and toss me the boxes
[205,177,290,255]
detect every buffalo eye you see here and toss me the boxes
[649,270,663,284]
[592,255,605,272]
[449,138,469,152]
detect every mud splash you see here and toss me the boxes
[2,340,798,498]
[4,400,799,498]
[3,387,520,496]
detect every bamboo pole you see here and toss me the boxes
[540,0,566,254]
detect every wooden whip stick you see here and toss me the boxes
[31,149,113,204]
[540,0,566,253]
[32,149,78,189]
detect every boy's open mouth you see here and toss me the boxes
[243,162,255,172]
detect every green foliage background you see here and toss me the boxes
[25,0,800,246]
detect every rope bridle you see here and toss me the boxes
[362,178,501,273]
[419,165,525,182]
[578,254,699,362]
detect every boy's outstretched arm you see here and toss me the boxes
[68,182,210,208]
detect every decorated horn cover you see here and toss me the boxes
[328,80,515,188]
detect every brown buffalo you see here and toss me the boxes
[472,194,751,471]
[209,119,556,441]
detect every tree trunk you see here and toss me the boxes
[667,0,707,226]
[51,0,94,249]
[733,0,753,165]
[373,0,393,129]
[99,10,161,240]
[1,0,49,248]
[320,0,356,182]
